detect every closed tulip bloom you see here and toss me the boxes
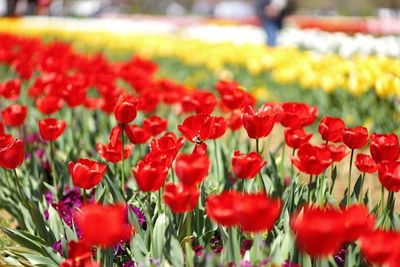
[206,191,239,227]
[341,126,369,149]
[1,79,21,100]
[370,133,399,163]
[236,193,281,233]
[175,153,210,186]
[378,161,400,192]
[318,116,345,143]
[216,80,246,110]
[36,95,64,115]
[292,144,333,175]
[96,141,132,163]
[38,118,66,141]
[132,159,169,192]
[281,102,317,129]
[227,110,242,131]
[355,153,378,173]
[75,204,132,248]
[178,113,214,144]
[360,230,400,266]
[241,104,275,139]
[0,137,24,169]
[342,204,375,242]
[231,150,266,179]
[125,124,151,144]
[113,95,137,124]
[142,115,168,136]
[209,116,227,139]
[326,144,348,163]
[2,104,27,127]
[290,205,346,257]
[284,128,313,149]
[69,159,107,190]
[163,183,200,213]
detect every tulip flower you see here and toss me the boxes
[38,118,66,141]
[209,116,227,139]
[149,132,185,166]
[142,115,168,136]
[280,102,317,129]
[206,191,240,227]
[175,152,210,186]
[36,95,64,115]
[60,240,100,267]
[181,91,217,114]
[163,183,200,213]
[124,124,151,144]
[355,153,378,174]
[0,137,24,169]
[378,160,400,192]
[216,80,255,110]
[75,204,133,248]
[69,159,107,190]
[284,128,313,149]
[241,104,276,139]
[360,230,400,266]
[292,144,333,175]
[231,150,266,179]
[326,144,348,162]
[1,104,27,127]
[341,126,369,150]
[1,79,21,100]
[342,204,375,242]
[370,133,399,163]
[96,141,132,163]
[318,116,345,143]
[227,110,242,131]
[178,113,214,144]
[132,159,169,192]
[113,95,138,124]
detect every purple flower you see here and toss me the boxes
[240,260,252,267]
[126,205,147,230]
[282,260,300,267]
[334,248,346,267]
[122,261,135,267]
[52,240,62,255]
[193,244,203,256]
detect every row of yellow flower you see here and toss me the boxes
[0,18,399,99]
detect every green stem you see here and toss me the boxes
[147,192,153,221]
[228,227,240,266]
[308,175,313,203]
[359,173,366,203]
[13,169,25,204]
[290,148,296,178]
[170,165,176,183]
[256,138,260,154]
[121,130,125,189]
[185,211,192,238]
[213,139,221,184]
[280,142,286,180]
[50,141,58,190]
[380,185,385,216]
[347,149,354,207]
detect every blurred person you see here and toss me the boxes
[192,0,216,16]
[214,0,254,19]
[255,0,295,46]
[6,0,18,16]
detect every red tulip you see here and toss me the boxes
[175,153,210,186]
[378,160,400,192]
[36,95,64,115]
[360,230,400,266]
[290,205,345,257]
[236,193,281,233]
[341,126,369,149]
[281,102,317,129]
[75,204,132,248]
[292,144,333,175]
[163,183,200,213]
[62,83,87,108]
[69,159,107,190]
[318,116,345,143]
[0,137,24,169]
[181,91,217,114]
[178,113,214,144]
[284,128,313,149]
[342,204,375,242]
[231,150,266,179]
[113,95,138,124]
[355,153,378,173]
[38,118,66,141]
[60,240,100,267]
[0,121,5,136]
[125,124,151,144]
[216,80,247,110]
[96,141,132,163]
[326,144,348,162]
[206,191,239,227]
[142,115,168,136]
[132,159,169,192]
[227,110,242,131]
[149,132,185,166]
[1,79,21,100]
[370,133,399,163]
[241,104,275,139]
[2,104,27,127]
[137,89,161,114]
[209,116,227,139]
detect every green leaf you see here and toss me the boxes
[151,213,169,259]
[103,175,124,202]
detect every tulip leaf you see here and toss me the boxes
[151,213,169,259]
[130,234,149,264]
[103,174,125,202]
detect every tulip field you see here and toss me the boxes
[0,17,399,267]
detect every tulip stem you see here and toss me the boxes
[359,173,366,203]
[213,140,221,184]
[50,141,58,191]
[280,142,286,180]
[13,169,25,204]
[170,165,176,183]
[147,192,153,221]
[256,138,260,154]
[121,130,125,189]
[290,148,296,178]
[347,149,354,207]
[228,227,240,266]
[380,185,385,216]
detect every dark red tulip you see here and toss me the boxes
[137,89,161,114]
[290,205,346,257]
[132,159,169,192]
[2,104,27,127]
[292,144,333,175]
[370,133,399,163]
[113,95,137,124]
[163,183,200,213]
[178,113,214,144]
[125,124,151,144]
[326,144,348,162]
[0,137,24,169]
[378,160,400,192]
[341,126,369,149]
[360,230,400,266]
[36,95,64,115]
[241,104,275,139]
[96,141,132,163]
[284,128,313,149]
[0,121,5,135]
[318,116,345,143]
[236,193,281,233]
[1,79,21,100]
[206,191,239,227]
[175,153,210,186]
[142,115,168,136]
[75,204,132,248]
[69,159,107,190]
[342,204,375,242]
[38,118,66,141]
[209,116,227,139]
[149,132,185,166]
[62,83,87,108]
[355,153,378,173]
[281,102,317,129]
[231,150,266,179]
